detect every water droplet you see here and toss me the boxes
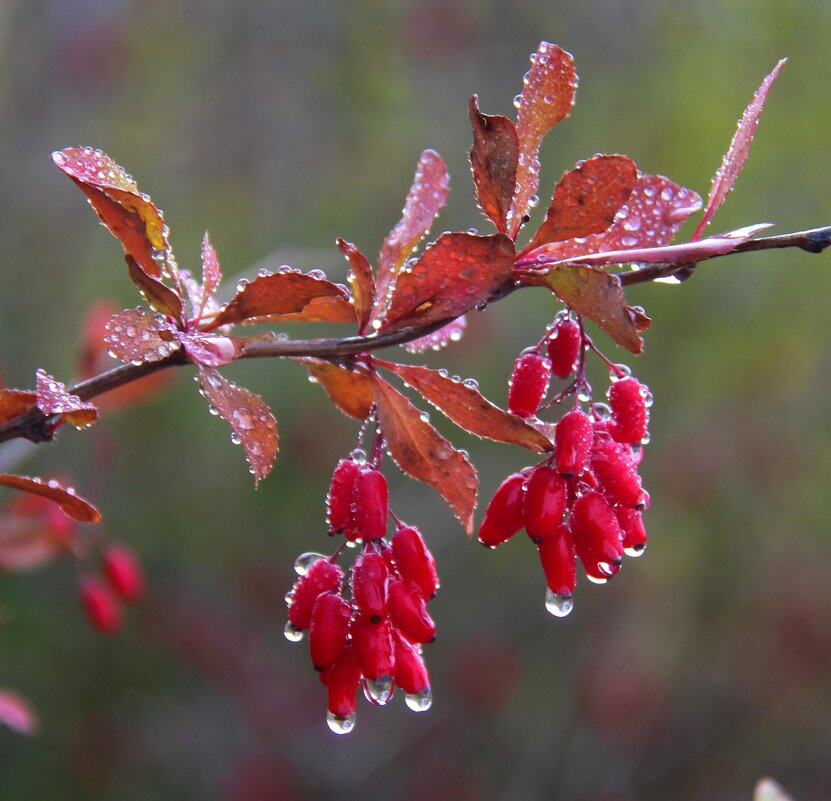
[622,216,641,232]
[326,711,356,734]
[294,552,325,576]
[586,574,608,585]
[624,543,646,558]
[230,433,242,445]
[462,378,479,390]
[231,407,256,430]
[545,589,574,617]
[283,622,304,642]
[364,677,394,705]
[405,689,433,712]
[513,94,523,109]
[349,448,367,464]
[419,412,430,423]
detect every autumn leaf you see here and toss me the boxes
[35,370,97,429]
[197,368,278,486]
[0,690,39,735]
[468,95,519,235]
[209,271,356,328]
[405,316,467,353]
[198,231,222,316]
[337,238,375,334]
[0,390,36,425]
[694,59,786,239]
[125,255,184,319]
[296,358,374,420]
[523,155,639,253]
[373,375,477,535]
[104,308,181,365]
[379,233,514,333]
[179,333,244,368]
[378,361,552,453]
[0,474,101,523]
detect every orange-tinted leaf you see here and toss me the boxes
[52,148,173,281]
[379,361,552,453]
[405,316,467,353]
[337,238,375,333]
[209,271,356,328]
[0,474,101,523]
[199,231,222,314]
[180,333,244,368]
[509,42,578,236]
[538,264,642,354]
[35,370,97,429]
[103,309,181,365]
[296,358,374,420]
[0,390,36,425]
[694,59,786,239]
[628,306,652,333]
[524,156,639,252]
[373,376,477,535]
[468,95,519,235]
[380,233,515,333]
[197,368,278,486]
[0,690,39,735]
[125,256,183,319]
[374,150,450,319]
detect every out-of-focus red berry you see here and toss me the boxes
[79,577,123,635]
[478,472,526,547]
[102,543,145,603]
[507,352,551,418]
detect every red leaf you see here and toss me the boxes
[0,474,101,523]
[374,150,450,319]
[52,148,174,281]
[509,42,578,237]
[379,233,515,333]
[693,59,786,239]
[378,361,552,453]
[124,256,183,320]
[179,333,244,368]
[35,370,97,429]
[536,264,643,354]
[197,368,278,486]
[524,155,639,252]
[373,375,477,535]
[468,95,519,235]
[0,690,39,735]
[405,316,467,353]
[209,271,356,328]
[0,390,36,425]
[199,231,222,314]
[103,308,181,365]
[296,358,374,420]
[337,238,375,334]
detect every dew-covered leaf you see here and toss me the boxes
[378,361,552,453]
[295,358,374,420]
[405,316,467,353]
[374,150,450,319]
[373,375,477,535]
[694,59,786,239]
[509,42,578,236]
[0,390,36,425]
[35,370,97,429]
[52,147,174,281]
[380,233,514,333]
[468,95,519,235]
[125,256,183,319]
[524,155,639,252]
[337,238,375,333]
[0,474,101,523]
[197,368,278,486]
[179,333,244,368]
[0,690,39,735]
[209,271,356,328]
[200,231,222,313]
[103,308,181,365]
[537,264,642,354]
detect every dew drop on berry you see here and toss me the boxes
[284,622,304,642]
[544,588,574,618]
[326,711,356,735]
[405,689,433,712]
[624,543,646,558]
[294,552,325,576]
[364,677,394,705]
[586,574,608,585]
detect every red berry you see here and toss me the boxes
[591,437,643,507]
[309,592,351,672]
[508,352,551,418]
[555,409,594,477]
[288,559,343,631]
[353,468,388,541]
[608,377,649,444]
[79,577,122,636]
[102,543,145,603]
[388,580,436,644]
[574,533,621,583]
[523,465,567,542]
[572,492,624,565]
[615,506,647,556]
[537,524,577,597]
[478,472,526,548]
[351,616,395,682]
[391,526,438,599]
[322,643,362,730]
[352,551,389,622]
[392,630,431,698]
[327,459,360,534]
[546,319,581,378]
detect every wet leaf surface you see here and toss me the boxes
[0,474,101,523]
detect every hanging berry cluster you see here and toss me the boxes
[284,450,438,734]
[481,313,651,616]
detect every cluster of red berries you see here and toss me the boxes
[480,314,651,616]
[284,455,438,734]
[78,542,145,635]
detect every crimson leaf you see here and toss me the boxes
[0,474,101,523]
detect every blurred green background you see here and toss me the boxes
[1,1,830,799]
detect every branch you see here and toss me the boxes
[1,226,828,447]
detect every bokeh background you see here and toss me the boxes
[1,1,830,799]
